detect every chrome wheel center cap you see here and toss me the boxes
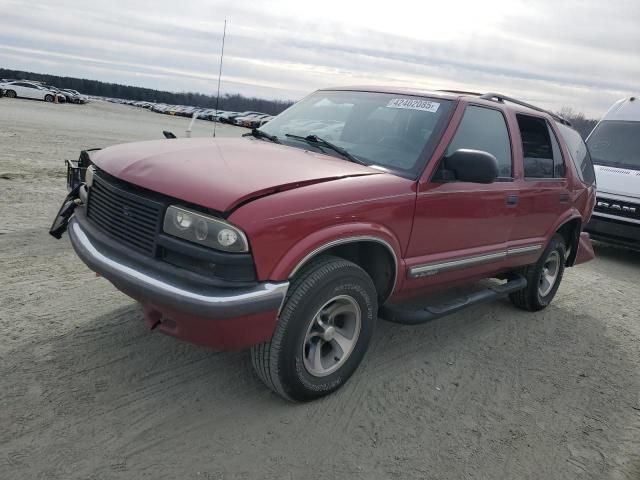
[322,326,336,341]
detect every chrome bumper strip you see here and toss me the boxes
[69,219,289,318]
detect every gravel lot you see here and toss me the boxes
[1,98,639,479]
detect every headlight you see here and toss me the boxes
[163,206,248,253]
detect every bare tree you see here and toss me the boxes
[557,107,597,139]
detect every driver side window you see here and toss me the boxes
[442,105,513,179]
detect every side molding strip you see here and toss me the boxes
[409,244,542,278]
[507,244,543,256]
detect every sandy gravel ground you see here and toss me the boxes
[1,98,639,479]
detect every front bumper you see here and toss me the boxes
[68,214,289,350]
[68,217,288,319]
[586,215,640,249]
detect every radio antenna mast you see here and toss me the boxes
[213,19,227,138]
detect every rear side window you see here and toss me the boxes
[445,105,512,177]
[517,114,565,179]
[550,128,565,177]
[557,123,596,185]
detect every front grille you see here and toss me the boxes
[87,174,163,255]
[594,197,640,221]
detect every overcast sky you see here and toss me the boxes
[1,0,638,117]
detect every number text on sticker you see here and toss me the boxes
[386,98,440,113]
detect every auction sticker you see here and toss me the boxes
[386,98,440,112]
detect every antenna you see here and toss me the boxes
[213,19,227,138]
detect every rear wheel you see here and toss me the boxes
[251,256,377,402]
[44,94,54,102]
[6,90,16,98]
[509,235,566,311]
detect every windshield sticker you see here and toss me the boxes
[386,98,440,113]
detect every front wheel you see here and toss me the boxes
[5,90,16,98]
[509,234,566,311]
[44,94,54,102]
[251,256,377,402]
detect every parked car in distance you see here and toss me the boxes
[585,96,640,248]
[233,111,265,125]
[221,111,259,125]
[0,80,63,102]
[197,108,216,121]
[178,106,201,117]
[258,115,274,127]
[52,87,596,402]
[217,111,238,123]
[151,103,170,113]
[41,85,71,103]
[237,113,272,129]
[60,89,77,103]
[62,89,89,104]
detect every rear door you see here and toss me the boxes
[405,104,518,291]
[511,114,570,244]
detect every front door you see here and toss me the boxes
[405,104,517,294]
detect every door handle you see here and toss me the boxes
[559,193,570,203]
[506,194,519,206]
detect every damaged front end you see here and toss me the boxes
[49,149,99,239]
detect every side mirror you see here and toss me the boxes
[444,149,499,184]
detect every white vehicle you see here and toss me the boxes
[586,96,640,248]
[0,81,62,102]
[62,89,89,104]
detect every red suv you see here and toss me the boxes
[51,87,596,402]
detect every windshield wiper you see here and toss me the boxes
[284,134,367,165]
[242,129,280,143]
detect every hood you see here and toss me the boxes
[594,164,640,199]
[90,137,382,212]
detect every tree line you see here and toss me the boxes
[1,68,599,137]
[0,68,295,115]
[556,107,598,140]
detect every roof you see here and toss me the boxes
[602,97,640,122]
[321,85,463,101]
[320,86,571,125]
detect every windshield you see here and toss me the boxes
[259,90,453,177]
[587,120,640,169]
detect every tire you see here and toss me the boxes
[509,234,566,311]
[44,94,54,102]
[6,90,16,98]
[251,255,377,402]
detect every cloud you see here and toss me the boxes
[0,0,637,117]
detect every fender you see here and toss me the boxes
[546,208,583,240]
[268,222,406,296]
[547,208,584,265]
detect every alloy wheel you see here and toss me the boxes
[303,295,361,377]
[539,250,561,297]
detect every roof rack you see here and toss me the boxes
[437,89,482,96]
[479,92,572,126]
